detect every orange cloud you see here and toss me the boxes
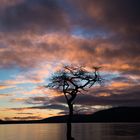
[95,92,111,97]
[10,97,26,102]
[0,84,15,90]
[43,89,63,98]
[0,85,8,90]
[0,94,11,98]
[0,32,139,77]
[24,88,43,95]
[110,82,130,88]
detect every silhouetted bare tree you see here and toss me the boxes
[45,65,102,140]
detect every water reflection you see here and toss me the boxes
[111,123,140,136]
[67,122,75,140]
[0,123,140,140]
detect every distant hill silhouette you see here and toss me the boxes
[89,106,140,122]
[41,107,140,123]
[1,107,140,124]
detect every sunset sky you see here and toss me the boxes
[0,0,140,120]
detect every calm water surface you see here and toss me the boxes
[0,123,140,140]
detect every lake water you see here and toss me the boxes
[0,123,140,140]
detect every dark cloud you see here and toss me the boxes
[73,0,140,39]
[25,96,68,111]
[8,103,68,112]
[29,104,68,111]
[0,0,139,74]
[7,83,140,114]
[0,0,24,8]
[44,104,67,110]
[68,0,140,75]
[112,75,140,85]
[25,96,49,104]
[54,85,140,106]
[9,95,68,111]
[0,0,69,33]
[2,0,139,37]
[0,40,61,69]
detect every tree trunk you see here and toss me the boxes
[67,102,74,140]
[69,103,73,116]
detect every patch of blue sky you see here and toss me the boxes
[0,98,14,108]
[0,87,16,94]
[0,68,20,81]
[0,83,35,97]
[0,90,27,108]
[15,83,48,98]
[102,71,120,78]
[17,83,36,90]
[0,97,33,108]
[15,83,36,94]
[71,27,109,39]
[100,71,120,85]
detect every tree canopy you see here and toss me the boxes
[46,65,102,111]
